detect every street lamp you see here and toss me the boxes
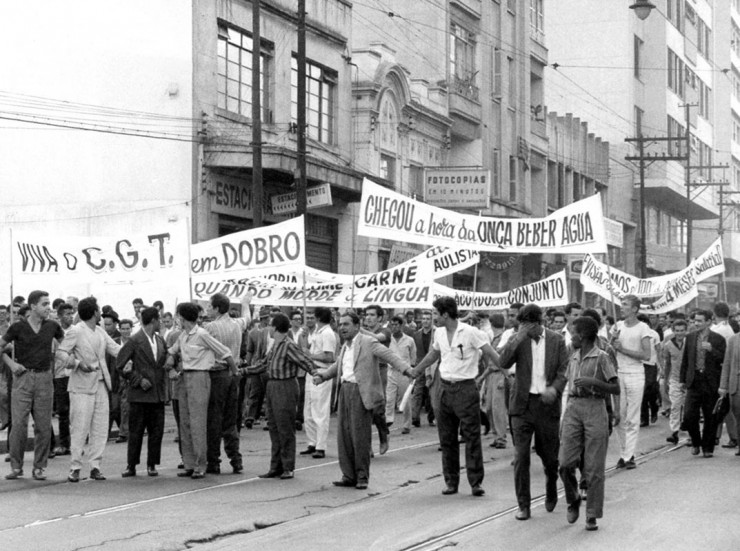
[629,0,655,20]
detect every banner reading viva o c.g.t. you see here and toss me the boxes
[358,179,607,254]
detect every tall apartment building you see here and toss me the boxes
[547,0,726,300]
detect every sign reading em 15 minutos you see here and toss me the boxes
[424,168,490,209]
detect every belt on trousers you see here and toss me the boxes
[440,378,475,386]
[569,394,605,400]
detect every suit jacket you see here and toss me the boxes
[412,328,438,378]
[116,330,168,403]
[245,326,270,369]
[60,323,119,394]
[107,336,123,393]
[720,333,740,395]
[323,333,408,411]
[681,329,726,391]
[498,328,568,417]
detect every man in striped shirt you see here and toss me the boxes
[257,313,319,480]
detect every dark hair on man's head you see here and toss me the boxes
[674,312,686,320]
[57,303,74,317]
[176,302,200,323]
[153,300,164,310]
[510,302,524,311]
[77,297,99,321]
[132,298,143,305]
[210,293,230,315]
[433,296,459,319]
[581,308,602,327]
[13,295,26,306]
[365,304,384,317]
[27,290,48,307]
[490,313,505,329]
[694,309,713,323]
[101,310,119,323]
[606,315,615,325]
[390,315,405,326]
[341,312,361,326]
[162,312,173,319]
[714,302,730,319]
[314,307,332,324]
[636,313,651,325]
[517,304,543,324]
[18,305,30,317]
[119,319,134,329]
[672,319,688,330]
[52,298,65,310]
[572,316,599,341]
[101,305,112,314]
[271,313,290,333]
[141,307,160,326]
[551,310,566,321]
[564,302,582,315]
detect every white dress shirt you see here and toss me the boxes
[529,330,547,394]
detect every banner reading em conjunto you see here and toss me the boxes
[11,222,189,285]
[357,179,607,254]
[434,271,568,310]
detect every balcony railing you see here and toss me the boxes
[451,74,480,102]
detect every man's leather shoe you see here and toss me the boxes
[355,481,368,490]
[205,465,221,474]
[735,450,740,456]
[90,468,106,481]
[441,485,458,495]
[703,451,713,458]
[666,432,679,444]
[545,497,558,512]
[147,466,158,477]
[177,470,195,477]
[299,446,316,455]
[190,471,205,479]
[332,478,356,487]
[231,463,243,474]
[585,517,598,531]
[615,458,626,469]
[258,470,282,478]
[379,438,389,455]
[691,446,701,455]
[471,485,485,497]
[67,469,80,483]
[121,466,137,478]
[567,498,581,524]
[515,508,530,521]
[312,450,325,459]
[32,468,47,481]
[412,419,421,428]
[5,469,23,480]
[722,439,737,448]
[115,436,127,443]
[280,471,294,479]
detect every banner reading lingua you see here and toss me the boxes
[11,222,189,284]
[434,271,569,310]
[358,179,607,254]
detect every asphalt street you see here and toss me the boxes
[0,410,738,551]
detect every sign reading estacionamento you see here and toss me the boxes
[424,168,490,209]
[359,179,607,254]
[271,183,332,215]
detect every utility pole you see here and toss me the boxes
[251,0,263,228]
[718,177,739,301]
[684,103,695,267]
[296,0,307,222]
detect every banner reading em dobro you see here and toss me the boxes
[434,271,568,310]
[579,238,724,313]
[358,179,607,254]
[11,222,189,284]
[190,216,305,281]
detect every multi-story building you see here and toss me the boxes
[547,0,720,286]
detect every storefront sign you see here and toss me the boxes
[388,244,420,267]
[424,168,490,209]
[358,179,607,254]
[270,183,333,215]
[604,218,623,248]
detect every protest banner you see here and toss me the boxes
[434,271,569,310]
[580,238,724,301]
[11,222,189,285]
[357,179,607,254]
[190,216,305,280]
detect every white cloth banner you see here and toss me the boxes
[190,216,305,280]
[11,222,189,285]
[357,179,607,254]
[580,238,724,299]
[434,271,569,310]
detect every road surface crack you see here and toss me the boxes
[69,530,156,551]
[182,522,282,548]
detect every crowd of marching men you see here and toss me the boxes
[1,291,738,533]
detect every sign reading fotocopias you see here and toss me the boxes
[424,168,490,209]
[358,179,607,254]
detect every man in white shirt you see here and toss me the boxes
[57,297,122,482]
[412,297,499,498]
[386,316,417,435]
[299,308,337,459]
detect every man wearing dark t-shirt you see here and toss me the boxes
[0,291,64,481]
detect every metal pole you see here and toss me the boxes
[638,138,647,278]
[719,194,725,302]
[296,0,307,221]
[685,103,692,267]
[251,0,263,228]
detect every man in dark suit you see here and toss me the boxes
[316,312,411,490]
[243,307,273,429]
[117,307,169,477]
[411,310,436,427]
[680,309,726,458]
[499,303,568,521]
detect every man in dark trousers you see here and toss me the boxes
[118,307,168,477]
[411,297,499,498]
[411,310,436,427]
[499,303,568,520]
[680,309,726,458]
